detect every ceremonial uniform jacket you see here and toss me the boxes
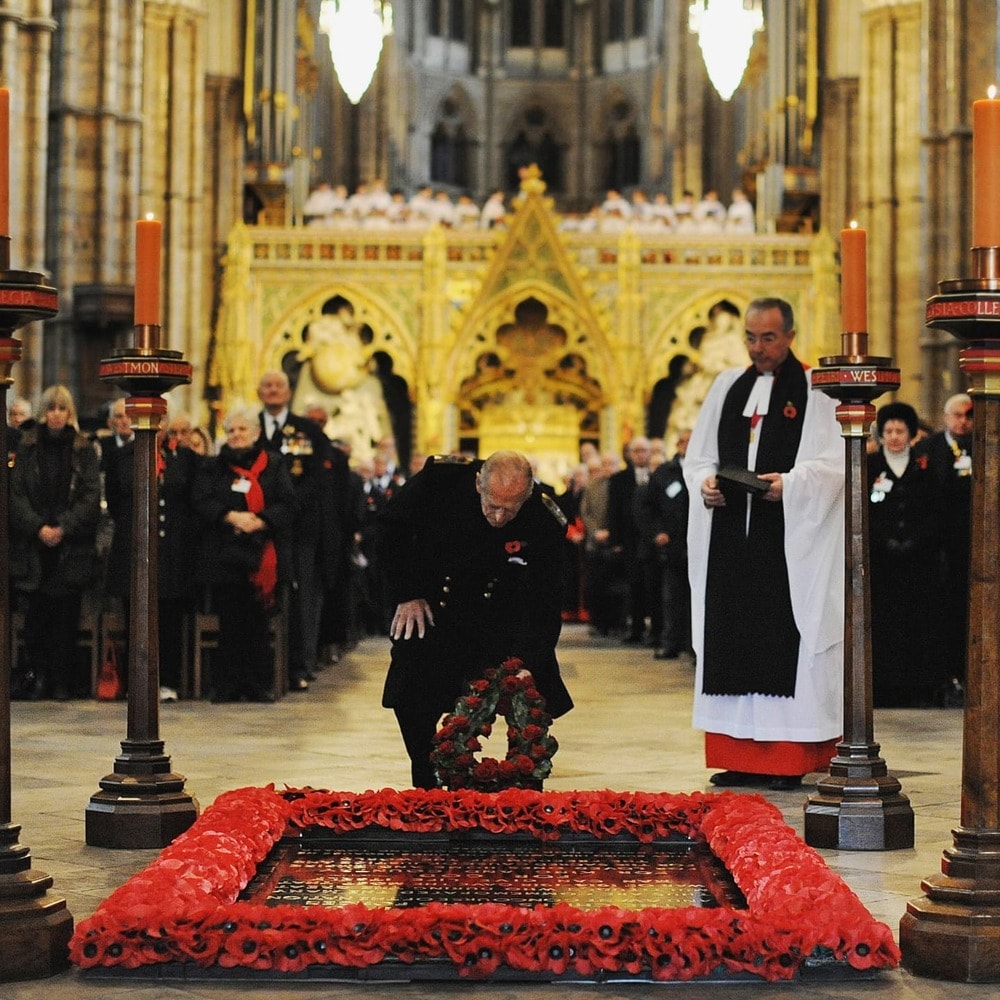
[378,456,573,718]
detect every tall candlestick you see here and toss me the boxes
[0,88,9,238]
[840,223,868,333]
[134,217,162,326]
[974,87,1000,247]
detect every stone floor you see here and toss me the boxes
[3,624,996,997]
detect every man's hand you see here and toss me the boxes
[758,472,783,502]
[701,476,725,508]
[391,599,435,640]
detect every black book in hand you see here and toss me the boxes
[716,465,770,495]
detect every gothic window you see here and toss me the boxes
[605,130,640,189]
[510,0,532,46]
[603,99,640,189]
[505,107,564,192]
[508,0,565,49]
[608,2,625,41]
[450,0,467,39]
[431,122,470,188]
[543,0,565,46]
[606,0,647,42]
[429,0,466,40]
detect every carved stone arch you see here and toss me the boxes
[261,283,418,389]
[446,282,618,474]
[643,292,752,450]
[430,83,478,190]
[447,280,620,405]
[502,104,566,191]
[598,86,641,190]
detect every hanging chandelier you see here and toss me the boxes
[319,0,393,105]
[688,0,764,102]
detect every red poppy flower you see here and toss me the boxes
[504,540,522,554]
[783,402,797,419]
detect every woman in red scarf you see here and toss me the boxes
[192,405,296,702]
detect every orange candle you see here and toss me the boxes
[974,87,1000,247]
[0,88,9,237]
[840,223,868,333]
[134,216,162,325]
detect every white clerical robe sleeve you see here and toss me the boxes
[780,385,845,655]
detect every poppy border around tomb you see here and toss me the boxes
[69,784,900,982]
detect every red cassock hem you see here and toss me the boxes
[705,732,840,776]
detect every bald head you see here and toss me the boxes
[476,451,534,528]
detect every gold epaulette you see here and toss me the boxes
[540,492,568,527]
[430,454,475,464]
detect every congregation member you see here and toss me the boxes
[639,429,692,661]
[607,436,656,644]
[7,395,33,460]
[685,297,844,791]
[192,404,296,703]
[917,391,973,705]
[378,450,573,789]
[258,370,341,691]
[10,385,101,700]
[867,402,938,707]
[557,462,590,622]
[580,450,625,636]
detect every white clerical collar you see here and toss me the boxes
[742,371,774,418]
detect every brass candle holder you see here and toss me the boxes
[0,234,74,981]
[900,244,1000,981]
[804,325,914,851]
[84,321,200,848]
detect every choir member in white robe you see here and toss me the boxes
[685,297,844,791]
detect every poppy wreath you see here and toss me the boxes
[430,656,558,791]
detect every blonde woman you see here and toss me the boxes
[10,385,100,699]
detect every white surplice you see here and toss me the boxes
[684,366,845,742]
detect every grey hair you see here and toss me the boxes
[222,402,262,436]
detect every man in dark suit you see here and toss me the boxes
[378,451,573,788]
[640,429,692,660]
[916,392,973,703]
[606,436,655,643]
[258,370,341,691]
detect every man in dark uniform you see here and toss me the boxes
[258,370,341,691]
[639,429,692,660]
[916,392,973,703]
[378,450,573,788]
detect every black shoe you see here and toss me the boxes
[709,770,763,787]
[766,775,803,791]
[654,648,679,660]
[623,633,644,645]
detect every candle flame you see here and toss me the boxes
[989,84,998,100]
[848,219,858,230]
[144,212,155,221]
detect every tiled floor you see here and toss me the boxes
[4,625,996,997]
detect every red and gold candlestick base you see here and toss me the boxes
[900,263,1000,981]
[0,260,72,980]
[803,333,914,851]
[84,334,199,849]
